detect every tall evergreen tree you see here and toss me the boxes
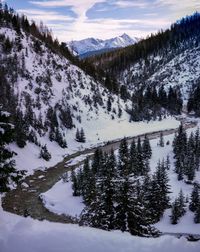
[136,137,145,175]
[118,138,130,177]
[189,183,200,212]
[129,139,138,175]
[158,132,164,147]
[0,108,25,192]
[142,135,152,160]
[194,202,200,223]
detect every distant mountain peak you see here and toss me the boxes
[67,34,140,57]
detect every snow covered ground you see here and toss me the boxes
[40,180,84,217]
[0,198,199,252]
[41,126,200,235]
[10,117,179,175]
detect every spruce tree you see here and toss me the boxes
[158,132,164,147]
[71,169,79,196]
[185,132,195,181]
[142,135,152,159]
[91,148,103,174]
[165,155,171,170]
[118,138,130,177]
[80,128,86,143]
[147,160,170,222]
[136,137,145,175]
[39,144,51,161]
[194,202,200,223]
[189,183,200,212]
[81,151,116,230]
[82,158,96,205]
[178,189,186,217]
[129,139,138,175]
[171,199,180,224]
[0,108,25,192]
[75,128,80,142]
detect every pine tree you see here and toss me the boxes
[75,128,80,141]
[189,183,200,212]
[170,199,180,224]
[107,96,112,112]
[75,128,86,143]
[136,137,145,175]
[0,108,25,192]
[82,158,95,205]
[39,144,51,161]
[71,169,79,196]
[185,132,196,181]
[178,189,186,217]
[91,148,103,174]
[55,128,67,148]
[80,128,86,143]
[81,152,116,230]
[194,202,200,223]
[142,135,152,159]
[165,155,171,170]
[118,138,130,177]
[14,109,28,148]
[115,177,131,232]
[147,160,170,222]
[194,128,200,171]
[129,139,138,175]
[158,132,164,147]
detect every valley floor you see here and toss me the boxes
[1,117,200,252]
[10,117,179,175]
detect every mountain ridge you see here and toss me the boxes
[67,33,139,57]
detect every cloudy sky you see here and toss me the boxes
[5,0,200,41]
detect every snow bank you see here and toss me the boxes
[40,180,84,217]
[0,198,199,252]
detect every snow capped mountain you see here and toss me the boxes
[67,33,139,56]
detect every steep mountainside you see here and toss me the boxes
[88,13,200,102]
[67,33,139,57]
[0,15,131,160]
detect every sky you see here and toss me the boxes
[5,0,200,41]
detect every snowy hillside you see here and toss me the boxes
[88,13,200,105]
[0,26,131,159]
[0,23,181,176]
[121,46,200,102]
[67,33,139,56]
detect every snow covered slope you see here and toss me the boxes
[88,14,200,104]
[0,197,200,252]
[67,33,139,56]
[0,25,180,175]
[121,46,200,102]
[0,27,128,166]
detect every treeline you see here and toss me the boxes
[173,124,200,181]
[71,137,172,236]
[88,12,200,74]
[128,85,183,121]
